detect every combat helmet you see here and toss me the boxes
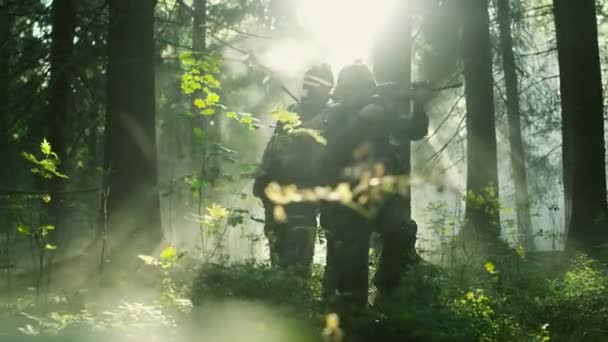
[332,61,376,101]
[303,63,334,90]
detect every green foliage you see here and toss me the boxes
[270,108,327,145]
[453,289,499,341]
[191,261,323,319]
[426,201,461,251]
[184,175,203,199]
[180,52,221,96]
[374,263,476,341]
[16,223,57,251]
[543,254,608,339]
[271,108,301,130]
[138,246,192,312]
[21,139,68,180]
[372,259,557,341]
[225,111,261,130]
[465,185,501,227]
[180,52,260,130]
[180,52,256,130]
[18,301,179,340]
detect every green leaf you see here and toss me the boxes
[206,92,220,105]
[40,139,52,156]
[179,51,195,65]
[41,224,55,231]
[17,224,30,236]
[21,152,39,164]
[291,128,327,145]
[207,203,228,220]
[201,108,215,116]
[516,245,525,259]
[484,261,497,275]
[193,98,206,109]
[45,244,57,250]
[42,194,51,203]
[160,246,178,262]
[271,108,301,128]
[240,116,253,125]
[138,255,160,266]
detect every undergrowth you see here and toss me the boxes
[1,246,608,341]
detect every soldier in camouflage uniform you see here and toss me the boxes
[253,64,334,276]
[320,62,429,312]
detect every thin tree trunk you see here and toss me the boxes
[1,0,15,276]
[496,0,533,250]
[47,0,75,213]
[192,0,206,53]
[103,0,162,264]
[192,0,211,257]
[44,0,76,291]
[553,0,608,254]
[0,0,11,146]
[47,0,75,174]
[461,0,501,243]
[192,0,221,199]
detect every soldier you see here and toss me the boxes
[253,64,334,276]
[320,62,430,313]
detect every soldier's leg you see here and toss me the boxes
[374,196,418,299]
[262,200,281,266]
[277,204,318,276]
[322,203,372,312]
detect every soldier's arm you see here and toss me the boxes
[406,100,429,140]
[301,111,328,130]
[387,98,429,142]
[356,102,395,138]
[253,135,280,198]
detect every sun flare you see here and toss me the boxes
[261,0,401,77]
[297,0,400,70]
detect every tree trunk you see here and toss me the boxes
[192,0,206,53]
[461,0,500,244]
[103,0,161,264]
[496,0,533,250]
[46,0,75,219]
[0,0,11,146]
[553,0,608,254]
[371,3,416,299]
[192,0,221,199]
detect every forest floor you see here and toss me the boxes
[0,250,607,341]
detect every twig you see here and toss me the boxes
[98,187,109,283]
[417,94,464,148]
[425,114,466,164]
[0,188,101,196]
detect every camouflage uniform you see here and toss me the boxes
[320,63,429,311]
[253,64,334,276]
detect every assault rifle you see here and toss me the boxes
[372,81,463,105]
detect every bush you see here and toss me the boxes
[543,254,608,340]
[191,261,323,319]
[373,263,475,341]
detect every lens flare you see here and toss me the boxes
[296,0,400,71]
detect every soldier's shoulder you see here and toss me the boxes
[287,102,300,112]
[326,101,343,111]
[321,102,344,116]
